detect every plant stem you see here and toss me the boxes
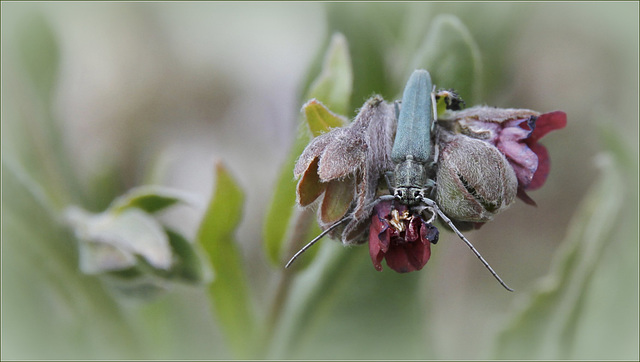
[261,207,315,357]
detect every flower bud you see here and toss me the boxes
[436,134,517,222]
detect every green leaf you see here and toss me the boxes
[305,33,353,116]
[325,3,407,106]
[17,12,59,102]
[164,228,209,283]
[262,137,307,266]
[263,33,353,266]
[303,99,348,137]
[197,162,255,358]
[410,14,483,103]
[109,185,199,214]
[492,152,626,359]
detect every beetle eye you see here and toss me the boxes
[414,191,421,197]
[396,190,403,197]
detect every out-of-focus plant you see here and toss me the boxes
[2,4,637,361]
[65,186,209,298]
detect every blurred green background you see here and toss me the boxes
[2,2,638,360]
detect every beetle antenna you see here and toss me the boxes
[421,197,514,292]
[285,216,350,268]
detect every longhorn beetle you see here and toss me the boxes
[287,70,513,292]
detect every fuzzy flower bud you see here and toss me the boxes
[436,134,518,222]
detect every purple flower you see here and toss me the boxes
[439,107,567,205]
[368,200,439,273]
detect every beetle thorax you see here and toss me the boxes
[392,155,429,206]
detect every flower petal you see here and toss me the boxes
[497,136,539,188]
[369,210,390,271]
[420,221,440,245]
[320,176,355,224]
[529,111,567,142]
[407,240,431,271]
[341,218,370,245]
[406,217,420,242]
[296,157,327,206]
[317,130,366,181]
[385,241,430,273]
[527,142,550,190]
[384,243,415,273]
[293,130,334,178]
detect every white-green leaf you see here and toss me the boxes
[66,207,173,273]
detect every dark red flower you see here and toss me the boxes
[369,200,439,273]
